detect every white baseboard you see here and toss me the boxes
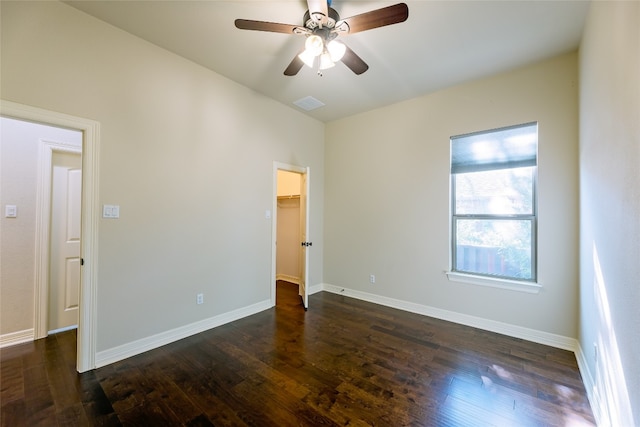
[309,283,323,295]
[0,329,34,348]
[575,342,603,426]
[320,283,578,352]
[95,299,272,368]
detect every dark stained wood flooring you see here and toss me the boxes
[1,281,595,426]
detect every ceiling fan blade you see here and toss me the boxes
[284,53,305,76]
[307,0,329,25]
[341,45,369,75]
[235,19,299,34]
[339,3,409,35]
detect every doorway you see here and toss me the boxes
[276,170,301,286]
[272,162,310,309]
[1,117,82,334]
[1,100,99,373]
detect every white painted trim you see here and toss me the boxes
[95,299,272,368]
[445,271,542,294]
[308,283,323,295]
[575,342,604,426]
[302,167,310,308]
[320,282,577,351]
[34,139,81,340]
[1,100,100,373]
[0,329,35,348]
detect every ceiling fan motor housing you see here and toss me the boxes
[303,7,340,30]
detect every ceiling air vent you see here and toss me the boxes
[293,96,325,111]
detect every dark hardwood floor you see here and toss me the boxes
[1,281,595,426]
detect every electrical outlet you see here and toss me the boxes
[197,293,204,305]
[370,274,376,284]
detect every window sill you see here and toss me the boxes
[445,271,542,294]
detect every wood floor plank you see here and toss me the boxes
[76,369,118,423]
[157,346,257,426]
[22,364,57,426]
[233,372,338,427]
[0,356,24,404]
[1,282,595,426]
[137,358,205,424]
[0,399,26,427]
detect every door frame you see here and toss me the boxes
[35,140,81,338]
[1,100,100,373]
[271,162,310,308]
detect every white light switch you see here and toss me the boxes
[265,210,271,219]
[5,205,17,218]
[103,204,120,219]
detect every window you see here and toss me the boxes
[450,122,538,282]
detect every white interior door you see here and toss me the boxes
[48,151,82,332]
[299,168,310,309]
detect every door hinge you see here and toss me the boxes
[80,258,84,266]
[301,242,313,247]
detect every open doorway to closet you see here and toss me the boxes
[272,163,310,310]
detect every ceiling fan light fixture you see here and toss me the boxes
[298,49,317,68]
[304,35,324,56]
[319,51,335,70]
[327,40,346,62]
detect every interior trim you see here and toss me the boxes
[445,271,542,294]
[0,329,34,348]
[1,99,100,373]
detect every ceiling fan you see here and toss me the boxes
[235,1,409,76]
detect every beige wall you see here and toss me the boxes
[325,52,579,338]
[579,1,639,425]
[1,1,324,351]
[0,118,82,336]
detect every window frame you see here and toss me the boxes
[449,122,539,285]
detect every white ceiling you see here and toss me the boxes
[64,0,590,123]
